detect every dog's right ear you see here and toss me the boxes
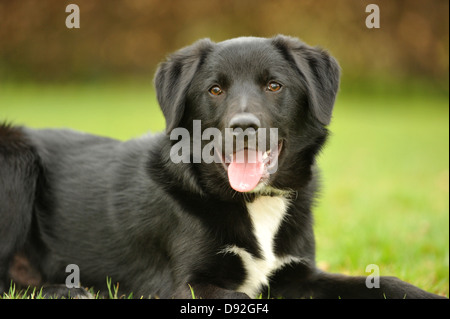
[154,39,214,134]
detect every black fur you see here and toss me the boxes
[0,35,445,299]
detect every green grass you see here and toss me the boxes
[1,277,134,299]
[1,282,44,299]
[0,82,166,139]
[315,92,449,297]
[0,82,448,298]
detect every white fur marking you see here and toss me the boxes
[220,196,304,297]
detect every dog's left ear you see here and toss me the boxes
[155,39,214,133]
[272,35,340,126]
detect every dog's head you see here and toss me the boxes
[155,35,340,198]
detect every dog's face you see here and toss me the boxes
[155,35,340,198]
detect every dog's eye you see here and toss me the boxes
[209,85,223,96]
[266,81,282,92]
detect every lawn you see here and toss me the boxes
[0,82,448,297]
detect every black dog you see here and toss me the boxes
[0,35,444,299]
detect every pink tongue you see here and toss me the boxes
[227,149,264,192]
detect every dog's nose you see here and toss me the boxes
[228,113,261,132]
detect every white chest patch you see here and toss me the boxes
[220,195,304,298]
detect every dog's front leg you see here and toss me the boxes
[268,263,446,299]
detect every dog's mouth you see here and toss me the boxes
[217,140,283,192]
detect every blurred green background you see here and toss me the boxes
[0,0,448,296]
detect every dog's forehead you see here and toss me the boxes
[216,37,272,57]
[209,37,283,71]
[218,36,267,47]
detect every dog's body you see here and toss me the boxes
[0,35,444,298]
